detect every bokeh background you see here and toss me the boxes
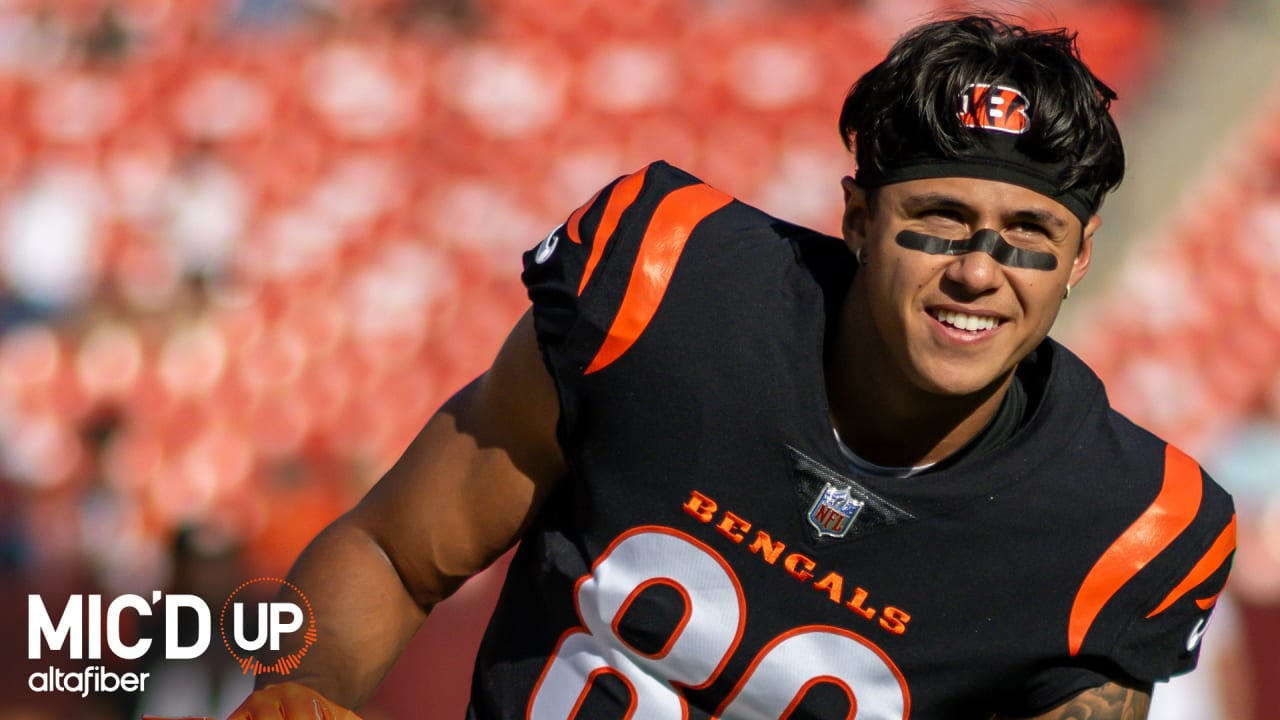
[0,0,1276,718]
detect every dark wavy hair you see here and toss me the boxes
[839,15,1125,211]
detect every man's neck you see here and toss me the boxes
[826,294,1014,469]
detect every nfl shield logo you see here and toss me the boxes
[807,482,864,539]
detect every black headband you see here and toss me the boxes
[854,84,1098,226]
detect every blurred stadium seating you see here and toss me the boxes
[0,1,1275,719]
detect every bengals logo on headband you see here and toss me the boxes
[958,83,1031,134]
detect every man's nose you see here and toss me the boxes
[942,242,1006,294]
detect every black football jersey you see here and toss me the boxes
[467,162,1236,719]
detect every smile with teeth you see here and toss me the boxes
[930,309,1001,332]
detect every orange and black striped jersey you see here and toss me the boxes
[468,161,1236,719]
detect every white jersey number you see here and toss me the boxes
[527,526,911,719]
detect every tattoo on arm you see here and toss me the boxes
[1006,681,1152,720]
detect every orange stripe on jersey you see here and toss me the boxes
[578,167,648,296]
[565,188,602,245]
[1068,444,1203,656]
[1146,514,1236,618]
[1195,591,1222,611]
[584,183,732,374]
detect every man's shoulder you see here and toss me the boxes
[1035,338,1234,522]
[522,160,848,373]
[623,160,839,240]
[558,158,849,290]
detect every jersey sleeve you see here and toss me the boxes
[1103,460,1236,683]
[520,160,732,363]
[1003,444,1237,717]
[520,161,684,352]
[521,169,637,351]
[1066,441,1238,684]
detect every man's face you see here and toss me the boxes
[841,176,1099,398]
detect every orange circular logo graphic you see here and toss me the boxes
[218,577,316,676]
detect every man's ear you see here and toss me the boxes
[841,176,870,250]
[1069,214,1100,291]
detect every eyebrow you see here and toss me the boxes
[901,192,1070,232]
[1010,208,1069,232]
[900,192,969,213]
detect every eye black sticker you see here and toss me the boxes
[896,229,1058,271]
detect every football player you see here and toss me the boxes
[227,14,1235,720]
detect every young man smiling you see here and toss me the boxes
[227,14,1235,720]
[829,175,1100,469]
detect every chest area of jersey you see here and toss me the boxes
[534,499,917,719]
[534,463,1065,720]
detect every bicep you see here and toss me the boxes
[347,308,565,609]
[1003,681,1152,720]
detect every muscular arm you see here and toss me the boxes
[1000,681,1152,720]
[252,309,565,708]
